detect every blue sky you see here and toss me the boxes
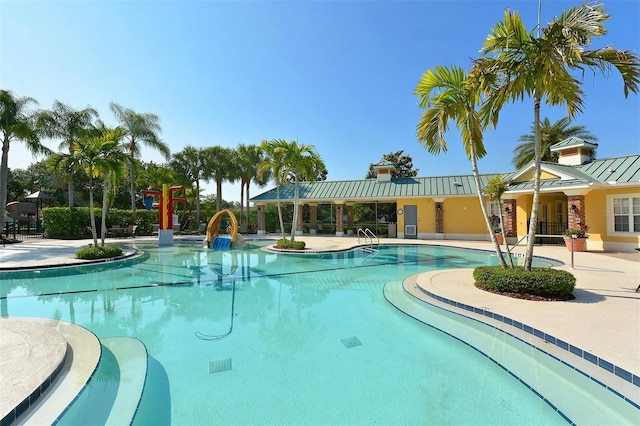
[2,0,639,202]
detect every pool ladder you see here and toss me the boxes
[358,228,379,261]
[357,227,379,246]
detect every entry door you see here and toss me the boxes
[404,205,417,239]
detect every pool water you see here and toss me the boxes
[0,242,635,425]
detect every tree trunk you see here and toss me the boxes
[469,140,507,268]
[100,173,110,246]
[195,179,201,224]
[0,137,9,232]
[129,161,137,219]
[88,170,98,247]
[524,95,542,271]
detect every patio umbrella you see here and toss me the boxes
[26,191,52,232]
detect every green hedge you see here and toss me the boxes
[42,207,157,239]
[276,238,306,250]
[76,245,123,260]
[473,266,576,299]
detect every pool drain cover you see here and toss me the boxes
[340,336,363,349]
[209,358,232,374]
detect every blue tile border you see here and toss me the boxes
[413,284,640,412]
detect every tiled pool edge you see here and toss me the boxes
[408,280,640,410]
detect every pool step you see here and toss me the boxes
[11,318,101,425]
[102,337,148,425]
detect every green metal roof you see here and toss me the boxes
[550,136,598,151]
[577,154,640,183]
[251,174,499,203]
[250,154,639,203]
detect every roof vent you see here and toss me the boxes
[453,182,463,186]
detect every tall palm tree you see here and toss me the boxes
[92,123,128,246]
[41,100,98,208]
[260,140,287,239]
[415,65,508,267]
[475,3,640,270]
[269,139,324,242]
[236,143,267,228]
[0,90,49,231]
[74,131,124,247]
[110,103,169,218]
[137,161,175,192]
[171,146,209,224]
[513,117,597,169]
[202,145,235,212]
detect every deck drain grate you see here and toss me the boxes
[209,358,232,374]
[340,336,363,349]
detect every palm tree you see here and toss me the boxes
[415,65,508,267]
[110,103,169,218]
[171,146,209,224]
[74,130,124,247]
[0,90,50,231]
[92,123,127,246]
[485,174,514,267]
[260,140,287,239]
[202,145,235,212]
[236,143,268,229]
[269,139,324,242]
[137,161,175,192]
[513,117,597,169]
[475,3,640,270]
[41,100,98,208]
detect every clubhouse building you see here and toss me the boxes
[251,138,640,252]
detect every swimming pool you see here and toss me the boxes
[1,241,637,424]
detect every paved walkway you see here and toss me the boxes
[1,235,639,419]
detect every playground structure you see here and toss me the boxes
[141,184,187,246]
[205,209,240,250]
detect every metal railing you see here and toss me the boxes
[357,228,379,246]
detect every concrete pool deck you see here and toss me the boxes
[1,235,639,420]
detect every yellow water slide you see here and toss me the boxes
[205,209,238,248]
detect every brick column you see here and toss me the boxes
[335,203,344,236]
[296,204,303,235]
[435,202,444,233]
[503,199,517,237]
[257,205,266,235]
[567,195,586,230]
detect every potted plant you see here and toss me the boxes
[494,227,503,245]
[563,224,589,252]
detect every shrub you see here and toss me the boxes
[76,245,123,260]
[276,238,306,250]
[473,266,575,300]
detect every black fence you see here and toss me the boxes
[532,221,568,245]
[3,221,44,240]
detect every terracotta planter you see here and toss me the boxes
[563,236,587,252]
[495,234,504,245]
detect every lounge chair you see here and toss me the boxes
[125,225,138,238]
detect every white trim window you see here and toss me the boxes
[607,194,640,234]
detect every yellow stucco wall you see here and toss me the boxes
[442,197,486,235]
[586,186,640,245]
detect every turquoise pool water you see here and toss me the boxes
[0,242,635,425]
